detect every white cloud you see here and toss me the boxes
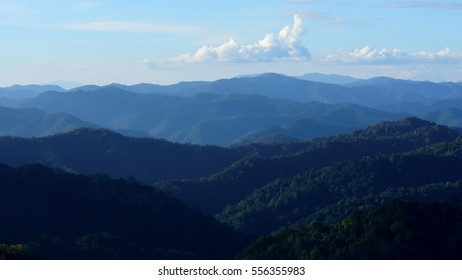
[59,21,197,33]
[415,48,462,61]
[348,46,407,62]
[159,14,310,64]
[323,46,462,65]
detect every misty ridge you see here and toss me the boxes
[1,73,462,145]
[2,73,462,260]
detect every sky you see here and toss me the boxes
[1,0,462,87]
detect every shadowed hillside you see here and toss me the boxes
[0,128,246,184]
[0,163,249,259]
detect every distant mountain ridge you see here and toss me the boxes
[1,73,462,145]
[297,72,360,84]
[2,88,404,145]
[346,76,462,102]
[63,74,462,107]
[0,84,65,99]
[3,74,461,103]
[0,106,97,137]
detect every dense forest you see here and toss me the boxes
[1,117,462,259]
[0,163,249,259]
[157,117,460,216]
[0,128,247,184]
[239,200,462,259]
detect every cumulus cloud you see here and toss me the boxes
[324,46,462,65]
[346,46,408,63]
[415,48,462,61]
[161,14,310,64]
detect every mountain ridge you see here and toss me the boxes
[3,88,405,145]
[0,127,247,184]
[157,117,460,216]
[2,116,462,259]
[0,106,98,137]
[2,73,462,146]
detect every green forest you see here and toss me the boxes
[1,117,462,259]
[239,200,462,259]
[0,164,248,259]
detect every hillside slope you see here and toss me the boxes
[158,118,460,215]
[0,128,246,183]
[0,106,97,137]
[0,163,248,259]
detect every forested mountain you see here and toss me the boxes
[0,128,246,184]
[0,163,249,259]
[1,117,462,260]
[219,140,462,234]
[2,73,462,260]
[239,200,462,259]
[233,118,353,145]
[157,118,460,216]
[0,106,97,137]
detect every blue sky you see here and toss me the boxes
[1,0,461,87]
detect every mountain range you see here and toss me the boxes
[1,73,462,146]
[0,87,405,145]
[2,73,462,259]
[157,117,460,217]
[1,117,462,259]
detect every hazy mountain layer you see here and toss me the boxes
[4,88,404,145]
[2,73,461,145]
[0,106,97,137]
